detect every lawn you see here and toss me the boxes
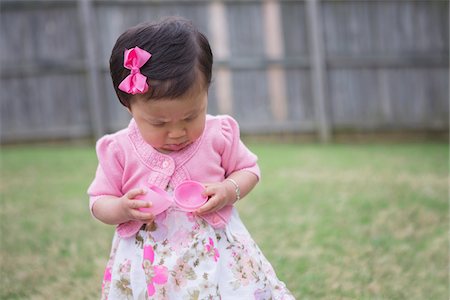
[1,142,448,299]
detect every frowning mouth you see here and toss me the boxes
[163,141,190,151]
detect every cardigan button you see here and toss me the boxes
[162,160,170,169]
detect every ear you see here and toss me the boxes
[126,106,132,115]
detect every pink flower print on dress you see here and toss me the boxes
[101,267,112,299]
[171,256,197,291]
[103,267,112,282]
[119,259,131,274]
[205,237,220,262]
[142,244,168,296]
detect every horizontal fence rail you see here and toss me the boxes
[1,0,448,143]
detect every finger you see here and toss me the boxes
[132,210,154,222]
[196,203,212,215]
[202,185,217,197]
[126,188,147,199]
[128,199,152,210]
[196,196,223,215]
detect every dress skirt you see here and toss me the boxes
[101,208,295,300]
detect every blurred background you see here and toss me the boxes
[1,0,449,299]
[1,0,448,143]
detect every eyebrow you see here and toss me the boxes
[147,109,198,123]
[182,103,205,119]
[183,110,199,118]
[147,116,170,123]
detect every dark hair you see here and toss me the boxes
[109,17,213,107]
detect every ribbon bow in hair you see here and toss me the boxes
[118,46,152,95]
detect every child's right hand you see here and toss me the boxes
[120,188,155,223]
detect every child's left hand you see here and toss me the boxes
[196,181,234,215]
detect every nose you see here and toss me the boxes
[168,126,186,139]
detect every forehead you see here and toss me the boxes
[131,85,207,120]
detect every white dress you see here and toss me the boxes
[101,207,295,300]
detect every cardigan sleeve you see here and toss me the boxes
[87,135,124,214]
[219,115,261,179]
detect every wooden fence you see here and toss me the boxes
[1,0,448,143]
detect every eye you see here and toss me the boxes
[150,121,166,127]
[184,114,198,122]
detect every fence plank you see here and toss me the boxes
[209,1,233,115]
[306,0,330,142]
[77,0,105,140]
[264,0,288,122]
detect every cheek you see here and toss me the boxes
[141,126,166,146]
[190,117,206,138]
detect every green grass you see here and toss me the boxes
[1,143,448,299]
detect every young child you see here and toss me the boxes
[88,17,294,300]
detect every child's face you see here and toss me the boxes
[129,85,207,153]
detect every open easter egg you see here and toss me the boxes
[174,180,208,211]
[135,185,173,215]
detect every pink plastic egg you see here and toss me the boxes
[174,180,208,211]
[135,185,173,215]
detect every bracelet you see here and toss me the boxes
[225,178,240,202]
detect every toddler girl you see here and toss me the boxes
[88,17,294,300]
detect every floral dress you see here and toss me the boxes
[101,207,295,300]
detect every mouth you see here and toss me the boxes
[164,141,190,151]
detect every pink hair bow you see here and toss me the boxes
[118,46,152,95]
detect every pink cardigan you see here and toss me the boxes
[88,115,260,237]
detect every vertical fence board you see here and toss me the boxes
[280,1,313,130]
[78,0,105,140]
[285,69,314,124]
[232,70,271,127]
[281,1,309,57]
[307,0,331,142]
[227,3,265,58]
[209,1,232,116]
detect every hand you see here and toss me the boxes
[196,181,234,215]
[120,188,155,223]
